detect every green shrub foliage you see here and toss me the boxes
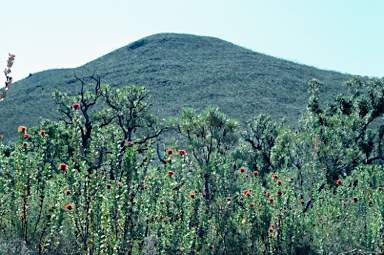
[0,76,383,254]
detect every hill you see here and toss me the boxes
[0,33,352,141]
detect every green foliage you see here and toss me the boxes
[0,75,383,254]
[239,113,282,185]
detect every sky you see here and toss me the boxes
[1,0,383,84]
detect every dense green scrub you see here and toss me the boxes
[0,76,383,254]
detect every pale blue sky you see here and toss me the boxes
[1,0,383,83]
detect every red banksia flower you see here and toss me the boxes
[272,173,278,179]
[208,245,214,250]
[59,163,68,171]
[242,190,250,196]
[0,135,3,139]
[177,149,186,155]
[267,197,274,203]
[167,171,175,176]
[189,193,196,199]
[249,202,254,207]
[106,184,112,189]
[144,184,148,189]
[239,167,245,173]
[277,191,282,196]
[38,130,46,136]
[24,133,30,138]
[265,191,271,196]
[336,179,342,185]
[300,199,305,205]
[252,171,259,176]
[352,196,359,202]
[71,103,80,109]
[377,187,383,191]
[18,126,27,133]
[268,227,274,232]
[65,204,73,210]
[166,149,173,155]
[125,141,134,147]
[276,180,282,185]
[65,190,71,195]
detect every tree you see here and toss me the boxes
[305,77,384,184]
[240,113,281,186]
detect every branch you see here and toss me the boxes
[0,53,16,101]
[355,121,372,143]
[156,143,166,165]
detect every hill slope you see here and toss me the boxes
[1,33,351,141]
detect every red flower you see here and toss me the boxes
[239,167,245,173]
[144,185,148,189]
[276,180,282,185]
[272,173,278,179]
[125,141,134,147]
[59,163,68,171]
[106,184,112,189]
[167,171,175,176]
[341,201,347,206]
[18,126,27,133]
[268,227,274,232]
[72,103,80,109]
[24,133,30,138]
[208,245,214,250]
[100,171,105,175]
[336,179,342,185]
[245,174,249,178]
[0,135,3,139]
[352,196,359,202]
[290,177,294,181]
[300,199,305,205]
[265,191,271,196]
[267,197,274,203]
[377,187,383,191]
[166,149,173,155]
[38,130,46,136]
[177,149,186,155]
[252,171,259,176]
[242,189,250,196]
[189,193,196,199]
[277,191,282,196]
[65,204,73,210]
[65,190,71,195]
[249,202,254,207]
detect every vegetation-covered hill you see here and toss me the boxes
[1,33,351,141]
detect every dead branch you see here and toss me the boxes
[1,53,16,101]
